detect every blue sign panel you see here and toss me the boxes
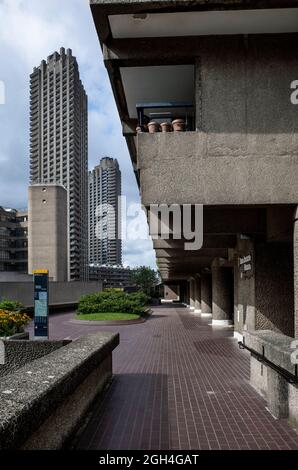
[34,272,49,339]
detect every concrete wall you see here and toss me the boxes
[234,237,255,335]
[244,330,298,428]
[164,284,179,301]
[255,242,294,337]
[0,281,102,308]
[0,332,119,449]
[28,185,68,282]
[137,35,298,206]
[0,339,70,378]
[138,130,298,206]
[294,207,298,338]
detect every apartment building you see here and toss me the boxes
[0,207,28,273]
[89,157,122,266]
[90,0,298,428]
[29,47,88,281]
[89,264,131,288]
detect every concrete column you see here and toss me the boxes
[180,283,184,303]
[201,273,212,317]
[212,265,233,326]
[294,207,298,338]
[185,281,190,307]
[189,280,195,310]
[181,283,187,304]
[194,278,201,314]
[267,369,289,419]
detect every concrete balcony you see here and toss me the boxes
[137,131,298,206]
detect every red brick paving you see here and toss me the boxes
[27,304,298,450]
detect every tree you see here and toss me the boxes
[131,266,160,296]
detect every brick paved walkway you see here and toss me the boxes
[27,304,298,450]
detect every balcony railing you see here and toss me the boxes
[136,101,195,133]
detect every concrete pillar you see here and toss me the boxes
[189,280,195,310]
[212,265,233,326]
[185,281,190,307]
[267,369,289,419]
[181,283,187,304]
[201,273,212,317]
[294,207,298,338]
[194,278,201,313]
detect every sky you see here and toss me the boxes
[0,0,157,269]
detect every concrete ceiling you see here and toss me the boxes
[120,65,195,119]
[109,8,298,38]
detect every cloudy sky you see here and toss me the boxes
[0,0,157,268]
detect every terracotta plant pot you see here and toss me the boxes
[160,122,172,133]
[136,126,142,133]
[148,121,160,133]
[172,119,185,132]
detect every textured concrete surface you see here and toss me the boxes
[22,356,112,450]
[0,332,119,449]
[212,264,233,323]
[294,207,298,338]
[234,237,255,334]
[201,273,212,314]
[138,132,298,206]
[194,278,201,312]
[244,330,298,426]
[28,184,68,282]
[255,242,294,337]
[0,339,69,378]
[135,34,298,206]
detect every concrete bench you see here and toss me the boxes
[0,332,119,449]
[244,330,298,429]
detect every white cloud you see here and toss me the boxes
[0,0,157,268]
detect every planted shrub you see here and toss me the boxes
[0,310,31,337]
[0,298,24,312]
[77,289,149,315]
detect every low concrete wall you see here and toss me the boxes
[244,330,298,429]
[0,339,70,378]
[0,332,119,449]
[0,281,102,308]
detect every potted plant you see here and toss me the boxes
[160,122,172,133]
[172,119,185,132]
[148,121,160,133]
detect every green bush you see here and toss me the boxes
[77,289,149,316]
[0,298,24,312]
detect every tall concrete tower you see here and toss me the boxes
[89,157,122,266]
[29,47,88,281]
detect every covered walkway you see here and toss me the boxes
[70,304,298,450]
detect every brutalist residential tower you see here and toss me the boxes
[29,47,88,281]
[89,157,122,266]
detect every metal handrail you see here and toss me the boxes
[238,339,298,384]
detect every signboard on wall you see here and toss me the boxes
[33,270,49,339]
[239,253,253,279]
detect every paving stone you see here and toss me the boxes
[27,305,298,450]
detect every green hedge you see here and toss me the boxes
[77,289,149,315]
[0,299,24,312]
